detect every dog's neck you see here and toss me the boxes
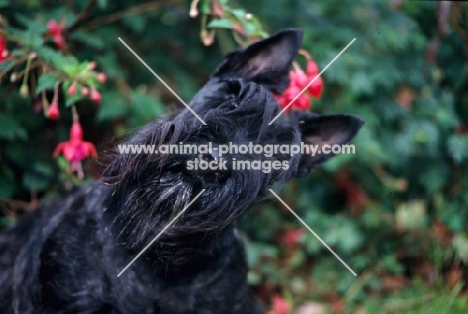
[146,226,239,275]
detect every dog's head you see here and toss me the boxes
[101,29,363,264]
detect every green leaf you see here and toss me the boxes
[335,222,364,253]
[122,14,146,33]
[27,31,44,49]
[57,156,69,172]
[0,114,27,141]
[15,13,48,34]
[22,163,54,192]
[5,26,30,42]
[243,21,257,35]
[230,8,246,19]
[0,165,15,198]
[452,234,468,263]
[14,127,28,141]
[247,271,261,285]
[128,91,164,127]
[36,73,60,93]
[200,0,211,14]
[5,25,43,49]
[447,135,468,164]
[0,59,15,72]
[72,31,105,49]
[98,0,108,8]
[245,242,278,267]
[65,94,84,107]
[96,91,129,121]
[207,19,233,29]
[36,47,78,72]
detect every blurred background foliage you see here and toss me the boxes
[1,0,468,313]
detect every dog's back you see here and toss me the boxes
[0,188,97,313]
[0,185,264,314]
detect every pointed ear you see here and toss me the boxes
[295,112,364,177]
[212,29,303,93]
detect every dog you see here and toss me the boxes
[0,29,363,313]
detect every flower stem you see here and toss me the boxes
[71,105,79,122]
[21,55,33,88]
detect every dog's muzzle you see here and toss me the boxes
[197,148,231,183]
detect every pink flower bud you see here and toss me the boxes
[88,61,97,70]
[47,100,59,120]
[306,60,319,77]
[289,71,298,86]
[294,70,308,89]
[68,83,76,96]
[307,76,323,98]
[90,89,102,104]
[296,94,311,111]
[272,296,290,314]
[81,87,89,96]
[189,9,198,18]
[46,20,60,35]
[97,72,107,83]
[20,85,29,98]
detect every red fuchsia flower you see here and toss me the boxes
[0,35,10,63]
[295,94,310,111]
[272,296,291,314]
[274,80,310,112]
[47,18,66,51]
[335,168,370,215]
[291,70,308,88]
[53,121,98,179]
[280,229,304,246]
[274,59,323,112]
[283,84,302,102]
[307,77,323,98]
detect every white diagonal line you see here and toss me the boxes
[268,189,357,276]
[268,38,356,125]
[118,37,207,125]
[117,189,206,277]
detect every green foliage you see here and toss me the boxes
[36,73,59,93]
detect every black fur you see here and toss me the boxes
[0,29,363,314]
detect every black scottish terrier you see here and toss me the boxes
[0,29,363,313]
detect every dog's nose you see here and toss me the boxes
[197,150,231,183]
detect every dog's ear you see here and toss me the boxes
[212,29,303,93]
[295,112,364,177]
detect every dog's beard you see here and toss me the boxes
[102,168,265,265]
